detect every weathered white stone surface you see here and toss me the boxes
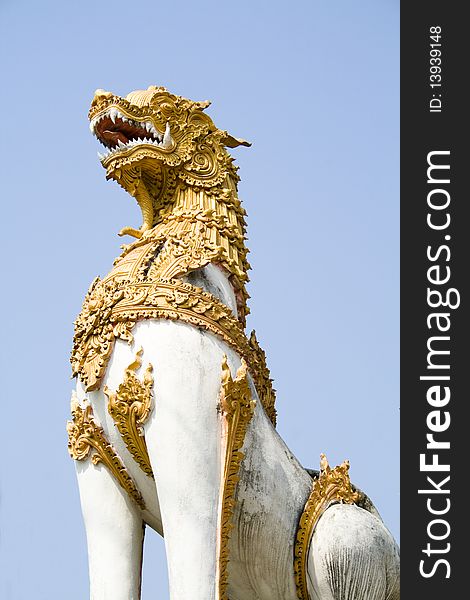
[308,504,400,600]
[75,265,400,600]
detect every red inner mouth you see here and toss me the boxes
[95,116,159,149]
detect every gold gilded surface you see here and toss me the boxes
[72,278,276,425]
[104,348,154,477]
[67,396,146,509]
[104,183,251,313]
[89,86,249,198]
[217,356,256,600]
[88,85,251,319]
[72,86,277,447]
[293,455,362,600]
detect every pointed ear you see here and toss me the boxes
[221,132,252,148]
[196,100,212,110]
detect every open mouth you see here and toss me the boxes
[90,107,173,160]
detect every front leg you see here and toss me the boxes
[67,395,144,600]
[75,445,145,600]
[137,320,236,600]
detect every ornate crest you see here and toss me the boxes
[105,348,154,477]
[294,455,362,600]
[217,357,256,600]
[67,394,146,509]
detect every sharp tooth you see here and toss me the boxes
[117,140,126,148]
[97,151,104,160]
[89,121,95,133]
[162,122,173,148]
[110,108,118,123]
[122,116,128,123]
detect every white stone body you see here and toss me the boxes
[74,265,400,600]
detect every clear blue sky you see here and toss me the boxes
[0,1,399,598]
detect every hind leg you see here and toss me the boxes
[307,504,400,600]
[76,458,145,600]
